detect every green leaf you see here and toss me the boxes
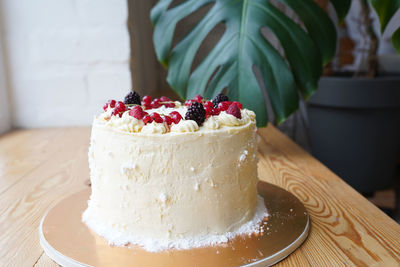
[369,0,400,32]
[152,0,347,126]
[278,0,337,65]
[392,27,400,54]
[330,0,351,24]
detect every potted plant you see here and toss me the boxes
[307,0,400,194]
[150,0,400,193]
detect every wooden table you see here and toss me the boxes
[1,126,399,266]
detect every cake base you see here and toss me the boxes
[39,181,309,267]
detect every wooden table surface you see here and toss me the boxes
[1,126,399,266]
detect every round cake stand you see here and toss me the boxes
[39,181,309,267]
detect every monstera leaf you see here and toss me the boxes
[151,0,350,126]
[369,0,400,54]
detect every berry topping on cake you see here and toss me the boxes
[193,94,203,103]
[203,101,214,118]
[163,115,173,125]
[99,91,251,132]
[160,96,170,102]
[150,112,163,123]
[169,111,182,124]
[232,101,243,109]
[111,110,120,117]
[185,102,206,126]
[212,93,229,108]
[226,103,242,119]
[129,106,146,120]
[124,91,141,105]
[143,115,153,124]
[111,101,126,117]
[217,101,232,111]
[115,101,126,111]
[184,99,195,107]
[203,101,213,112]
[212,108,221,116]
[103,99,116,111]
[159,96,175,108]
[142,95,152,104]
[150,98,162,109]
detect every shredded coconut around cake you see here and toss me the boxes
[82,195,268,252]
[159,193,167,203]
[120,162,137,175]
[238,150,249,166]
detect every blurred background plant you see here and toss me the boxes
[148,0,400,219]
[150,0,399,127]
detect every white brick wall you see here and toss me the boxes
[0,33,11,134]
[0,0,131,127]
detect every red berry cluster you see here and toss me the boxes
[128,105,182,126]
[102,92,243,129]
[103,99,116,111]
[141,95,175,110]
[105,101,127,117]
[184,94,243,119]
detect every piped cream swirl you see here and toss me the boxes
[204,116,221,130]
[170,120,199,132]
[141,121,167,134]
[218,111,242,126]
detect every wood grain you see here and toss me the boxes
[34,252,59,267]
[0,126,399,266]
[0,128,89,267]
[257,126,400,266]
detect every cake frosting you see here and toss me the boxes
[82,93,268,251]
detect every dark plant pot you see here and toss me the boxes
[307,77,400,194]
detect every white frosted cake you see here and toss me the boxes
[83,92,268,251]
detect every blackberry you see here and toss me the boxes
[185,102,206,126]
[124,91,141,105]
[212,93,229,108]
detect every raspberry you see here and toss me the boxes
[217,101,232,111]
[203,101,213,115]
[124,91,141,105]
[111,109,122,117]
[226,103,242,119]
[232,101,243,109]
[169,111,182,124]
[150,112,163,123]
[159,96,175,108]
[184,99,195,107]
[115,101,126,112]
[103,99,116,111]
[143,115,153,124]
[151,98,161,109]
[163,115,173,125]
[111,101,126,117]
[129,106,145,120]
[165,102,175,108]
[142,95,152,105]
[212,108,220,116]
[143,104,152,110]
[160,96,171,102]
[212,93,229,108]
[185,102,206,126]
[193,94,203,103]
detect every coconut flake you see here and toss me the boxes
[82,195,268,252]
[120,162,137,175]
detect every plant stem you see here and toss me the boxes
[360,0,378,77]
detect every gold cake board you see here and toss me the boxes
[39,182,309,267]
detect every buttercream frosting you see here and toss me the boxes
[83,99,267,251]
